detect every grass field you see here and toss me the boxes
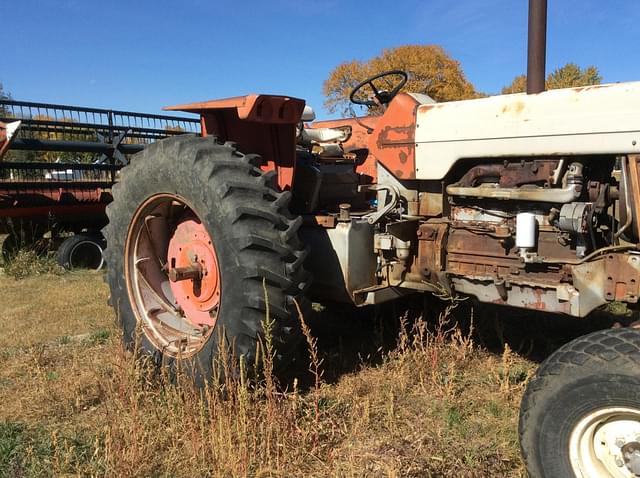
[0,269,543,477]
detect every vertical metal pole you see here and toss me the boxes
[107,111,116,181]
[527,0,547,94]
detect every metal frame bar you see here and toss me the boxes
[0,99,200,159]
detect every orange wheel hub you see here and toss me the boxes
[167,218,220,327]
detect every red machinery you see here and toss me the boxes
[0,101,199,266]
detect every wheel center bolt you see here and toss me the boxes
[621,441,640,475]
[168,263,203,282]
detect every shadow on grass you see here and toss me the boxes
[303,294,639,388]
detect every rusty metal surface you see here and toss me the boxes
[418,191,443,217]
[451,277,576,315]
[416,222,448,283]
[603,253,640,303]
[455,160,557,188]
[446,182,581,203]
[165,94,305,124]
[0,202,108,237]
[166,95,307,190]
[414,83,640,181]
[446,226,571,281]
[200,109,298,190]
[627,155,640,241]
[309,116,380,180]
[367,93,419,180]
[570,254,640,316]
[0,186,109,205]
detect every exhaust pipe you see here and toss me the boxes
[527,0,547,94]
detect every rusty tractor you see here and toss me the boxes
[103,1,640,476]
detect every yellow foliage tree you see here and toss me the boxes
[501,63,602,94]
[501,75,528,95]
[323,45,480,116]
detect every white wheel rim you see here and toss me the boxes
[570,407,640,477]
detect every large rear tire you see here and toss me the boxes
[519,328,640,478]
[103,135,308,382]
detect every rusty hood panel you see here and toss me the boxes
[367,93,420,180]
[414,81,640,180]
[164,94,306,124]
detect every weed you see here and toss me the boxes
[3,249,64,280]
[88,329,110,345]
[0,272,535,477]
[0,422,101,478]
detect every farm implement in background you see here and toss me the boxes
[0,100,199,267]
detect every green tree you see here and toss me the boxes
[0,82,11,117]
[0,83,9,101]
[501,63,602,94]
[323,45,480,116]
[546,63,602,90]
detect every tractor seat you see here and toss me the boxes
[298,105,350,146]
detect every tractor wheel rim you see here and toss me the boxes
[167,218,220,326]
[569,406,640,478]
[125,194,220,358]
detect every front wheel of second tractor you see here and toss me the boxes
[103,135,309,383]
[519,328,640,478]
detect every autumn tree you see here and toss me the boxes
[501,75,527,95]
[323,45,479,116]
[501,63,602,94]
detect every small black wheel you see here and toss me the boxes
[56,233,106,270]
[103,135,309,383]
[519,328,640,478]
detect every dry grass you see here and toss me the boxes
[0,234,64,280]
[0,271,534,477]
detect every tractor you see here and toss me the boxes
[103,1,640,476]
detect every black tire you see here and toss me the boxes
[519,328,640,478]
[56,233,106,270]
[103,135,308,382]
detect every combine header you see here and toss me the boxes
[0,100,199,266]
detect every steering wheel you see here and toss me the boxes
[349,70,408,108]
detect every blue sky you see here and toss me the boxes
[2,0,639,119]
